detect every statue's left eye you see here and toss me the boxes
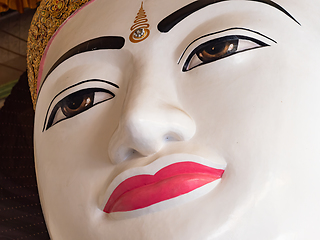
[46,88,114,130]
[183,35,269,71]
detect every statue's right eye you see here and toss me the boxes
[46,88,115,130]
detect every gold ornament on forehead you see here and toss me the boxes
[129,2,150,43]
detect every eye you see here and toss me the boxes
[46,88,115,130]
[183,35,269,72]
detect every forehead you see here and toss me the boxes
[40,0,318,82]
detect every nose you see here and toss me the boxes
[108,72,196,164]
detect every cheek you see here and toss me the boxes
[175,44,320,186]
[34,93,125,231]
[177,47,284,136]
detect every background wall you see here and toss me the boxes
[0,8,35,108]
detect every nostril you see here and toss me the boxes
[164,135,176,142]
[124,149,146,161]
[163,131,187,142]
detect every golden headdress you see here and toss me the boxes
[27,0,91,109]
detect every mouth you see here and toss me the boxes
[103,154,226,215]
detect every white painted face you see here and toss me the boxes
[34,0,320,239]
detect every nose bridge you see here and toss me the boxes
[125,68,178,117]
[108,67,196,164]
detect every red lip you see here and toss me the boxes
[103,161,224,213]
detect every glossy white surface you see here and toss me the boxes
[34,0,320,239]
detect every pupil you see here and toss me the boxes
[66,95,84,110]
[205,42,226,55]
[205,39,238,55]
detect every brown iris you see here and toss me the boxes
[45,88,116,130]
[182,35,269,72]
[61,91,94,118]
[196,39,238,63]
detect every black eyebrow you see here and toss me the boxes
[158,0,300,33]
[42,36,125,85]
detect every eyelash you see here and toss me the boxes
[46,88,115,130]
[182,35,269,72]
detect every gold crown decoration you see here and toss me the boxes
[129,2,150,43]
[27,0,92,109]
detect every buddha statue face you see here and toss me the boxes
[33,0,320,239]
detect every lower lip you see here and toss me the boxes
[104,161,224,213]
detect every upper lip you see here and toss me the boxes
[102,153,226,214]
